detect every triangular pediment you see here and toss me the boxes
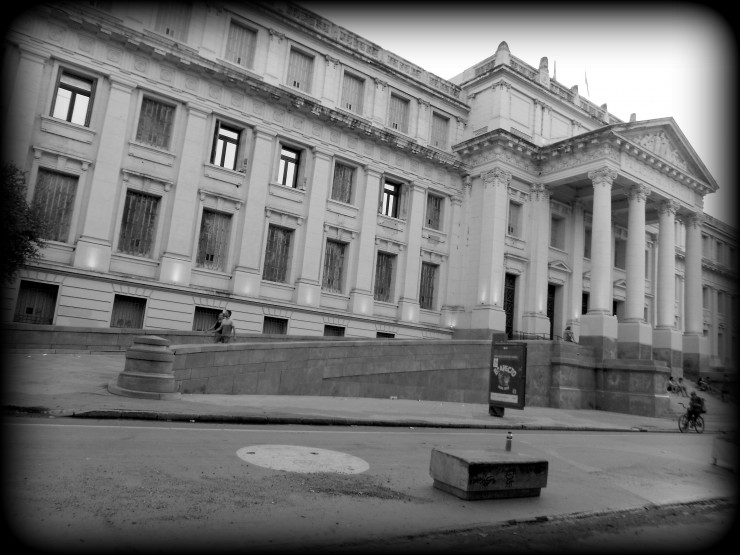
[548,260,571,273]
[611,118,718,191]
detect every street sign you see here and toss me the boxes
[490,342,527,415]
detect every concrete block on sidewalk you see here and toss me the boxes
[429,447,548,500]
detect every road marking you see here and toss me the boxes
[236,444,370,474]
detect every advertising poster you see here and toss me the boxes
[489,342,526,410]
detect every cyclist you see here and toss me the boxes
[687,391,705,422]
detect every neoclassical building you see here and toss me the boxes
[2,2,737,375]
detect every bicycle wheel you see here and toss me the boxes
[694,415,705,433]
[678,414,689,433]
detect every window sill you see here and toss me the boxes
[203,163,246,186]
[128,141,176,167]
[40,115,96,144]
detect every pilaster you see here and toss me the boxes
[521,182,551,336]
[397,182,425,323]
[348,167,381,316]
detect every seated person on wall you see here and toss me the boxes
[667,377,678,394]
[563,326,576,343]
[216,310,236,343]
[676,377,689,397]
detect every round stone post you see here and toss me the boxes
[108,336,181,400]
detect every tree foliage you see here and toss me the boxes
[1,162,46,284]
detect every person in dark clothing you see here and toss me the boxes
[207,310,225,342]
[687,391,705,421]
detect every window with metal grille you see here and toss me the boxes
[110,294,146,329]
[374,251,395,302]
[322,239,346,293]
[324,325,345,337]
[263,316,288,334]
[582,292,589,314]
[263,225,292,283]
[192,306,223,331]
[225,21,257,68]
[584,225,592,259]
[331,163,354,204]
[382,180,401,218]
[278,146,300,188]
[13,281,58,325]
[118,190,159,257]
[419,262,437,310]
[508,201,522,237]
[614,238,627,269]
[211,121,241,170]
[431,113,449,149]
[51,70,94,126]
[196,210,231,271]
[287,48,313,91]
[376,332,395,338]
[136,97,175,149]
[341,72,364,113]
[32,169,77,243]
[550,216,565,249]
[425,194,443,230]
[388,94,409,133]
[154,1,191,41]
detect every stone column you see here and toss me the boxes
[3,48,46,166]
[72,77,136,272]
[294,148,331,307]
[520,182,551,336]
[653,200,682,370]
[441,193,465,329]
[682,212,708,376]
[580,167,618,360]
[232,128,276,297]
[567,200,585,339]
[397,183,425,323]
[158,104,210,286]
[618,184,653,359]
[349,167,381,316]
[471,168,509,332]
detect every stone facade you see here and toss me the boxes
[2,2,737,375]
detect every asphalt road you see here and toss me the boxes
[4,417,736,554]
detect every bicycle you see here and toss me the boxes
[677,402,705,433]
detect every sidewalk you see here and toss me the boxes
[2,351,737,434]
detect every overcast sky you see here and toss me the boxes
[301,2,736,227]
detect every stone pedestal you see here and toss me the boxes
[108,336,181,400]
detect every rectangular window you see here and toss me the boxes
[118,190,159,257]
[211,121,240,170]
[341,72,364,113]
[51,70,94,126]
[382,180,401,218]
[263,316,288,335]
[154,1,191,41]
[263,225,292,283]
[322,239,346,293]
[431,113,449,149]
[550,216,565,250]
[136,97,175,150]
[703,287,709,309]
[508,201,522,237]
[614,239,627,269]
[287,48,313,91]
[582,292,589,315]
[374,252,395,302]
[225,22,257,68]
[278,146,301,188]
[718,291,726,314]
[376,332,395,338]
[192,306,223,332]
[389,94,409,133]
[331,163,354,204]
[425,193,443,230]
[196,210,231,271]
[584,226,592,259]
[419,262,437,310]
[324,325,345,337]
[13,281,58,325]
[32,169,77,243]
[110,294,146,329]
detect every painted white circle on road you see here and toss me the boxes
[237,445,369,474]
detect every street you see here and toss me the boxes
[3,416,736,553]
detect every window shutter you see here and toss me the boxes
[389,95,409,133]
[341,73,363,113]
[431,113,449,148]
[287,49,313,91]
[226,23,256,67]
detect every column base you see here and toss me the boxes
[349,289,374,316]
[521,311,550,338]
[652,328,683,370]
[470,305,507,332]
[294,278,321,307]
[158,252,192,286]
[72,235,112,272]
[682,333,711,378]
[231,267,262,297]
[580,313,618,361]
[617,321,653,359]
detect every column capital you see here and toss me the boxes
[684,212,704,229]
[658,199,680,216]
[531,182,551,201]
[627,184,651,202]
[481,167,511,188]
[588,167,618,187]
